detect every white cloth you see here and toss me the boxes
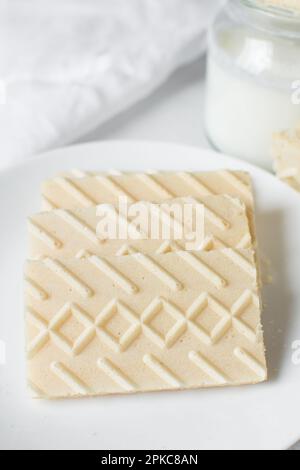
[0,0,222,170]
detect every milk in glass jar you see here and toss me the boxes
[204,0,300,169]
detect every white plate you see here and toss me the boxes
[1,141,300,451]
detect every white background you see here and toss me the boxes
[78,58,210,153]
[76,57,300,450]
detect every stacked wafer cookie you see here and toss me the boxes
[273,124,300,192]
[25,170,267,399]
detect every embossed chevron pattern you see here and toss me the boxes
[59,170,254,209]
[24,277,49,301]
[188,351,228,385]
[29,196,251,259]
[43,171,253,207]
[62,170,252,201]
[25,249,266,398]
[42,171,257,245]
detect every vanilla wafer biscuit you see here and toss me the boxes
[28,196,252,259]
[25,249,266,399]
[42,171,254,209]
[273,125,300,192]
[41,170,257,243]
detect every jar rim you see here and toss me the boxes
[227,0,300,38]
[235,0,300,19]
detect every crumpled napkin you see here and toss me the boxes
[0,0,222,170]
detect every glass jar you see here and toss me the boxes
[204,0,300,169]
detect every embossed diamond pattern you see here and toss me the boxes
[141,297,187,349]
[187,294,232,345]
